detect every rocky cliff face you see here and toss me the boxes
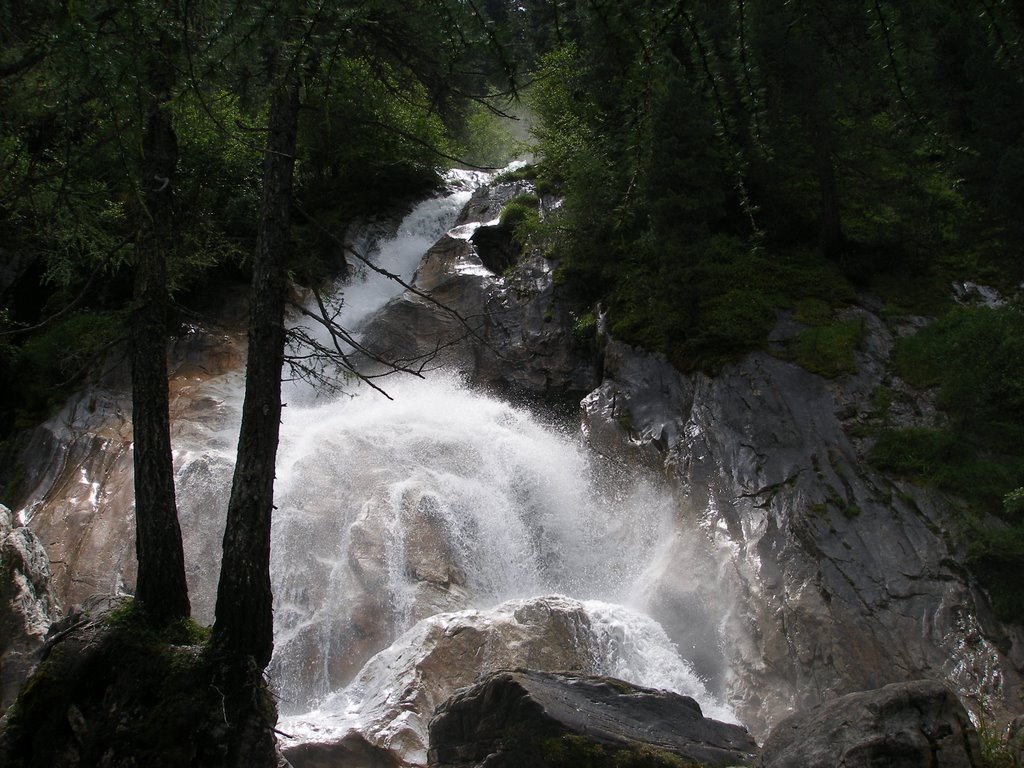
[363,178,1024,738]
[3,316,247,620]
[581,333,1022,737]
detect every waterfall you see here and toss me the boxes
[167,170,733,759]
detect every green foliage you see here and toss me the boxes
[170,89,263,287]
[966,522,1024,625]
[869,303,1024,622]
[290,54,451,285]
[517,0,1024,381]
[103,599,212,646]
[453,100,520,168]
[893,305,1024,452]
[494,163,538,183]
[572,310,598,343]
[496,194,543,252]
[499,195,540,229]
[524,19,878,371]
[870,428,1022,510]
[686,288,777,369]
[869,428,965,481]
[792,298,835,326]
[1005,488,1024,516]
[298,55,447,211]
[975,713,1023,768]
[9,311,123,426]
[792,319,866,378]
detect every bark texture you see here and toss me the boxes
[130,102,190,625]
[211,72,300,671]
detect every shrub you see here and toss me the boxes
[11,310,123,426]
[869,428,965,479]
[873,303,1024,623]
[499,195,541,231]
[792,319,866,378]
[965,522,1024,625]
[893,304,1024,451]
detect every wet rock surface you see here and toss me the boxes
[427,669,759,768]
[0,504,60,710]
[361,183,598,396]
[1009,714,1024,767]
[583,331,1022,737]
[758,680,982,768]
[281,596,601,768]
[6,175,1024,759]
[7,324,246,618]
[351,180,1023,737]
[284,735,401,768]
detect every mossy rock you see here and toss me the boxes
[0,610,272,768]
[790,318,866,378]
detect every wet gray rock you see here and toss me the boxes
[365,183,1022,738]
[427,670,759,768]
[1,503,60,710]
[285,734,401,768]
[583,328,1022,738]
[8,324,247,617]
[280,596,606,767]
[759,680,982,768]
[359,180,599,396]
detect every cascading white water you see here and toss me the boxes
[169,170,733,760]
[266,372,684,705]
[282,168,488,407]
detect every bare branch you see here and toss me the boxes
[292,202,496,354]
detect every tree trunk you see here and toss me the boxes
[130,104,190,625]
[211,72,300,671]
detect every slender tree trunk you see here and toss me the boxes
[211,72,300,670]
[130,104,190,625]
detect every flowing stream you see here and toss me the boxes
[168,171,733,758]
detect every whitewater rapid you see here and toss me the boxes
[167,170,734,759]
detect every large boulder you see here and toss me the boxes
[281,596,604,768]
[280,595,728,768]
[759,680,982,768]
[1,504,60,710]
[427,669,759,768]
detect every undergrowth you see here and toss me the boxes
[868,302,1024,623]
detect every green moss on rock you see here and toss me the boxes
[791,318,866,378]
[0,606,275,768]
